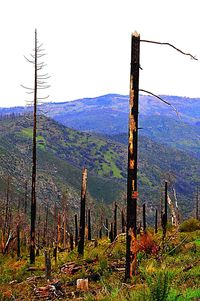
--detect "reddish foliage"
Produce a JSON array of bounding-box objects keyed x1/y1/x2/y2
[{"x1": 137, "y1": 233, "x2": 159, "y2": 255}]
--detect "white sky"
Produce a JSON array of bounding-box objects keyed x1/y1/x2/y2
[{"x1": 0, "y1": 0, "x2": 200, "y2": 107}]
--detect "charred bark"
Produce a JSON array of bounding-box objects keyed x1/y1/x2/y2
[
  {"x1": 78, "y1": 168, "x2": 87, "y2": 255},
  {"x1": 125, "y1": 32, "x2": 140, "y2": 280}
]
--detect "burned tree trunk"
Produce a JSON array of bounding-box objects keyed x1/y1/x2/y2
[
  {"x1": 78, "y1": 168, "x2": 87, "y2": 255},
  {"x1": 109, "y1": 222, "x2": 114, "y2": 243},
  {"x1": 162, "y1": 181, "x2": 168, "y2": 239},
  {"x1": 121, "y1": 209, "x2": 126, "y2": 233},
  {"x1": 114, "y1": 202, "x2": 117, "y2": 239},
  {"x1": 143, "y1": 203, "x2": 146, "y2": 233},
  {"x1": 30, "y1": 30, "x2": 38, "y2": 264},
  {"x1": 125, "y1": 32, "x2": 140, "y2": 281},
  {"x1": 23, "y1": 29, "x2": 50, "y2": 264}
]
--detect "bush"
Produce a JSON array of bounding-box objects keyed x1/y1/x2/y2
[
  {"x1": 180, "y1": 218, "x2": 200, "y2": 232},
  {"x1": 147, "y1": 271, "x2": 170, "y2": 301}
]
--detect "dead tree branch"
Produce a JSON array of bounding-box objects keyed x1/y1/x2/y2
[
  {"x1": 139, "y1": 89, "x2": 180, "y2": 118},
  {"x1": 140, "y1": 40, "x2": 198, "y2": 60}
]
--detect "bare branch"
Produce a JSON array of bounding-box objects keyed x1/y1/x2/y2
[
  {"x1": 24, "y1": 55, "x2": 34, "y2": 64},
  {"x1": 37, "y1": 53, "x2": 47, "y2": 58},
  {"x1": 38, "y1": 95, "x2": 50, "y2": 100},
  {"x1": 140, "y1": 39, "x2": 198, "y2": 60},
  {"x1": 38, "y1": 76, "x2": 51, "y2": 80},
  {"x1": 26, "y1": 91, "x2": 34, "y2": 94},
  {"x1": 21, "y1": 84, "x2": 34, "y2": 90},
  {"x1": 139, "y1": 89, "x2": 180, "y2": 118},
  {"x1": 37, "y1": 85, "x2": 51, "y2": 89}
]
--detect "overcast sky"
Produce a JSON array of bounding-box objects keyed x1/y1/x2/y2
[{"x1": 1, "y1": 0, "x2": 200, "y2": 107}]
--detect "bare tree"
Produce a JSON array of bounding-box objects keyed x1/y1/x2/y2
[
  {"x1": 78, "y1": 168, "x2": 87, "y2": 256},
  {"x1": 22, "y1": 29, "x2": 50, "y2": 264}
]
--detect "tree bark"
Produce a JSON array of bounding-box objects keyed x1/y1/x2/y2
[
  {"x1": 30, "y1": 29, "x2": 38, "y2": 264},
  {"x1": 78, "y1": 168, "x2": 87, "y2": 255},
  {"x1": 125, "y1": 32, "x2": 140, "y2": 280}
]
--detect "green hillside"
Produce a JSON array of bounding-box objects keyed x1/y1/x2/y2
[
  {"x1": 0, "y1": 114, "x2": 199, "y2": 216},
  {"x1": 0, "y1": 115, "x2": 124, "y2": 205}
]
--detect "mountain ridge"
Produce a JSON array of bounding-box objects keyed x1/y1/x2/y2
[{"x1": 0, "y1": 114, "x2": 199, "y2": 216}]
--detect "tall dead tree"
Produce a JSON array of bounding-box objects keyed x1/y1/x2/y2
[
  {"x1": 109, "y1": 222, "x2": 114, "y2": 243},
  {"x1": 121, "y1": 209, "x2": 126, "y2": 233},
  {"x1": 22, "y1": 29, "x2": 50, "y2": 264},
  {"x1": 78, "y1": 168, "x2": 87, "y2": 255},
  {"x1": 125, "y1": 32, "x2": 140, "y2": 281},
  {"x1": 162, "y1": 181, "x2": 168, "y2": 239}
]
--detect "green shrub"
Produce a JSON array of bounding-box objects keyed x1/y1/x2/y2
[
  {"x1": 147, "y1": 271, "x2": 170, "y2": 301},
  {"x1": 180, "y1": 218, "x2": 200, "y2": 232}
]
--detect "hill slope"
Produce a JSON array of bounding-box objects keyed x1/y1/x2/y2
[
  {"x1": 0, "y1": 115, "x2": 199, "y2": 216},
  {"x1": 0, "y1": 115, "x2": 124, "y2": 205}
]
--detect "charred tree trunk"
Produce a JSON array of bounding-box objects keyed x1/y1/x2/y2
[
  {"x1": 121, "y1": 209, "x2": 126, "y2": 233},
  {"x1": 162, "y1": 181, "x2": 168, "y2": 239},
  {"x1": 78, "y1": 168, "x2": 87, "y2": 255},
  {"x1": 30, "y1": 30, "x2": 38, "y2": 264},
  {"x1": 114, "y1": 202, "x2": 117, "y2": 239},
  {"x1": 109, "y1": 222, "x2": 114, "y2": 243},
  {"x1": 125, "y1": 32, "x2": 140, "y2": 281},
  {"x1": 75, "y1": 214, "x2": 78, "y2": 247},
  {"x1": 88, "y1": 209, "x2": 91, "y2": 240},
  {"x1": 53, "y1": 245, "x2": 57, "y2": 266},
  {"x1": 143, "y1": 203, "x2": 146, "y2": 233},
  {"x1": 155, "y1": 208, "x2": 158, "y2": 234}
]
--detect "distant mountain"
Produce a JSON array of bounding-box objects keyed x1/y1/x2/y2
[
  {"x1": 1, "y1": 94, "x2": 199, "y2": 158},
  {"x1": 0, "y1": 114, "x2": 199, "y2": 216}
]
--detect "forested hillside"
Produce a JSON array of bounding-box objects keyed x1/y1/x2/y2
[{"x1": 0, "y1": 114, "x2": 199, "y2": 216}]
